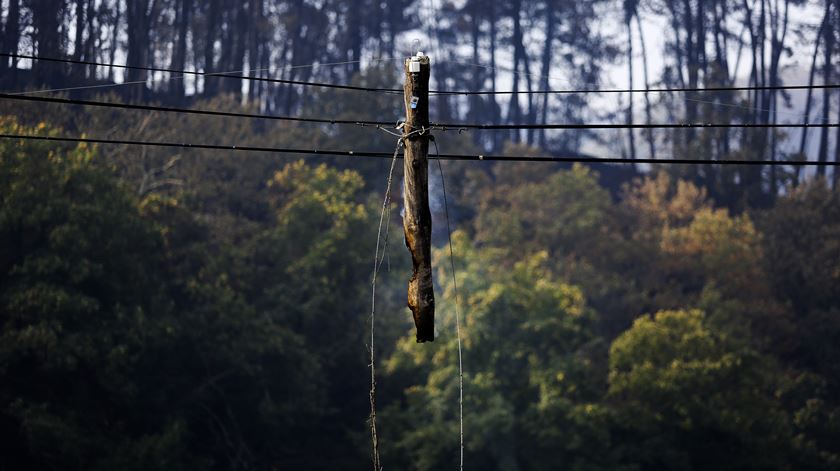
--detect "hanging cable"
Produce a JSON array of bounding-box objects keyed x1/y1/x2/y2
[
  {"x1": 428, "y1": 121, "x2": 840, "y2": 130},
  {"x1": 7, "y1": 53, "x2": 839, "y2": 97},
  {"x1": 432, "y1": 60, "x2": 840, "y2": 95},
  {"x1": 368, "y1": 137, "x2": 402, "y2": 471},
  {"x1": 0, "y1": 93, "x2": 393, "y2": 127},
  {"x1": 0, "y1": 53, "x2": 404, "y2": 95},
  {"x1": 429, "y1": 82, "x2": 840, "y2": 96},
  {"x1": 4, "y1": 93, "x2": 836, "y2": 131},
  {"x1": 4, "y1": 134, "x2": 840, "y2": 166},
  {"x1": 432, "y1": 138, "x2": 465, "y2": 471}
]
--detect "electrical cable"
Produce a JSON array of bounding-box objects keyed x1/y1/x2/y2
[
  {"x1": 4, "y1": 93, "x2": 833, "y2": 131},
  {"x1": 429, "y1": 82, "x2": 840, "y2": 96},
  {"x1": 3, "y1": 134, "x2": 838, "y2": 166},
  {"x1": 429, "y1": 121, "x2": 840, "y2": 130},
  {"x1": 367, "y1": 138, "x2": 402, "y2": 471},
  {"x1": 433, "y1": 138, "x2": 465, "y2": 471},
  {"x1": 0, "y1": 93, "x2": 393, "y2": 127},
  {"x1": 0, "y1": 53, "x2": 404, "y2": 95},
  {"x1": 7, "y1": 53, "x2": 838, "y2": 97}
]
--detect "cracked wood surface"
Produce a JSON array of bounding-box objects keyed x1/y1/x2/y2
[{"x1": 403, "y1": 55, "x2": 434, "y2": 342}]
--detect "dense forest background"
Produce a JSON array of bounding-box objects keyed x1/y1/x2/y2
[{"x1": 1, "y1": 0, "x2": 840, "y2": 470}]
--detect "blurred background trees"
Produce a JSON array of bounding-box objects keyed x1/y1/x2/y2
[{"x1": 2, "y1": 0, "x2": 840, "y2": 469}]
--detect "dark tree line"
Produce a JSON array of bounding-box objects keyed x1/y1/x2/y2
[
  {"x1": 0, "y1": 0, "x2": 838, "y2": 203},
  {"x1": 1, "y1": 3, "x2": 840, "y2": 462}
]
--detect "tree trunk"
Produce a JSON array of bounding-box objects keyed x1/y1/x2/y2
[
  {"x1": 795, "y1": 11, "x2": 826, "y2": 185},
  {"x1": 816, "y1": 0, "x2": 833, "y2": 176},
  {"x1": 489, "y1": 1, "x2": 500, "y2": 149},
  {"x1": 767, "y1": 0, "x2": 790, "y2": 197},
  {"x1": 170, "y1": 0, "x2": 191, "y2": 100},
  {"x1": 1, "y1": 0, "x2": 21, "y2": 79},
  {"x1": 834, "y1": 96, "x2": 840, "y2": 189},
  {"x1": 126, "y1": 0, "x2": 152, "y2": 100},
  {"x1": 636, "y1": 14, "x2": 656, "y2": 159},
  {"x1": 247, "y1": 0, "x2": 262, "y2": 103},
  {"x1": 519, "y1": 25, "x2": 535, "y2": 144},
  {"x1": 203, "y1": 0, "x2": 220, "y2": 96},
  {"x1": 73, "y1": 0, "x2": 86, "y2": 78},
  {"x1": 347, "y1": 2, "x2": 362, "y2": 75},
  {"x1": 229, "y1": 2, "x2": 248, "y2": 97},
  {"x1": 109, "y1": 0, "x2": 121, "y2": 81},
  {"x1": 469, "y1": 3, "x2": 483, "y2": 146},
  {"x1": 507, "y1": 0, "x2": 523, "y2": 143},
  {"x1": 31, "y1": 0, "x2": 64, "y2": 87},
  {"x1": 539, "y1": 3, "x2": 555, "y2": 148},
  {"x1": 626, "y1": 17, "x2": 637, "y2": 162},
  {"x1": 84, "y1": 0, "x2": 96, "y2": 78}
]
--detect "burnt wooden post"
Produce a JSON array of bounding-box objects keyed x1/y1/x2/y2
[{"x1": 403, "y1": 53, "x2": 434, "y2": 342}]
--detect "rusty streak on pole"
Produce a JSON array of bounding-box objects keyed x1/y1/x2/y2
[{"x1": 403, "y1": 53, "x2": 435, "y2": 343}]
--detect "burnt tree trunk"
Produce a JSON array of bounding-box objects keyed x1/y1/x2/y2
[
  {"x1": 1, "y1": 0, "x2": 21, "y2": 80},
  {"x1": 170, "y1": 0, "x2": 191, "y2": 100},
  {"x1": 817, "y1": 0, "x2": 833, "y2": 176},
  {"x1": 403, "y1": 55, "x2": 434, "y2": 343},
  {"x1": 636, "y1": 14, "x2": 656, "y2": 159}
]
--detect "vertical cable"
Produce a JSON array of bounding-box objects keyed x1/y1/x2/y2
[
  {"x1": 369, "y1": 138, "x2": 402, "y2": 471},
  {"x1": 434, "y1": 139, "x2": 465, "y2": 470}
]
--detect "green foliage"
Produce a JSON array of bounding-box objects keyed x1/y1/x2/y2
[
  {"x1": 0, "y1": 118, "x2": 190, "y2": 470},
  {"x1": 0, "y1": 121, "x2": 330, "y2": 470},
  {"x1": 608, "y1": 310, "x2": 792, "y2": 470},
  {"x1": 382, "y1": 233, "x2": 610, "y2": 470},
  {"x1": 474, "y1": 162, "x2": 612, "y2": 258}
]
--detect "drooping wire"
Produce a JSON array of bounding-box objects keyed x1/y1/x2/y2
[
  {"x1": 428, "y1": 121, "x2": 840, "y2": 130},
  {"x1": 368, "y1": 138, "x2": 403, "y2": 471},
  {"x1": 7, "y1": 53, "x2": 838, "y2": 97},
  {"x1": 0, "y1": 93, "x2": 393, "y2": 127},
  {"x1": 429, "y1": 81, "x2": 840, "y2": 95},
  {"x1": 433, "y1": 138, "x2": 465, "y2": 471},
  {"x1": 10, "y1": 92, "x2": 833, "y2": 131},
  {"x1": 0, "y1": 53, "x2": 405, "y2": 95},
  {"x1": 434, "y1": 59, "x2": 834, "y2": 122},
  {"x1": 4, "y1": 134, "x2": 840, "y2": 166}
]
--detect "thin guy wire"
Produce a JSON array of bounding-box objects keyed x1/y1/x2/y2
[
  {"x1": 10, "y1": 78, "x2": 164, "y2": 96},
  {"x1": 368, "y1": 138, "x2": 402, "y2": 471},
  {"x1": 10, "y1": 64, "x2": 275, "y2": 96},
  {"x1": 0, "y1": 53, "x2": 404, "y2": 95},
  {"x1": 4, "y1": 134, "x2": 840, "y2": 166},
  {"x1": 433, "y1": 139, "x2": 464, "y2": 471}
]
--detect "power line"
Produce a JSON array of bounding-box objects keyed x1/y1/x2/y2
[
  {"x1": 0, "y1": 93, "x2": 393, "y2": 127},
  {"x1": 4, "y1": 94, "x2": 834, "y2": 131},
  {"x1": 437, "y1": 60, "x2": 840, "y2": 95},
  {"x1": 0, "y1": 53, "x2": 404, "y2": 95},
  {"x1": 3, "y1": 134, "x2": 837, "y2": 166},
  {"x1": 430, "y1": 121, "x2": 840, "y2": 130},
  {"x1": 6, "y1": 53, "x2": 839, "y2": 98},
  {"x1": 429, "y1": 82, "x2": 840, "y2": 96}
]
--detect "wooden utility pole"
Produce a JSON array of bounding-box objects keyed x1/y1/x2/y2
[{"x1": 403, "y1": 53, "x2": 435, "y2": 343}]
